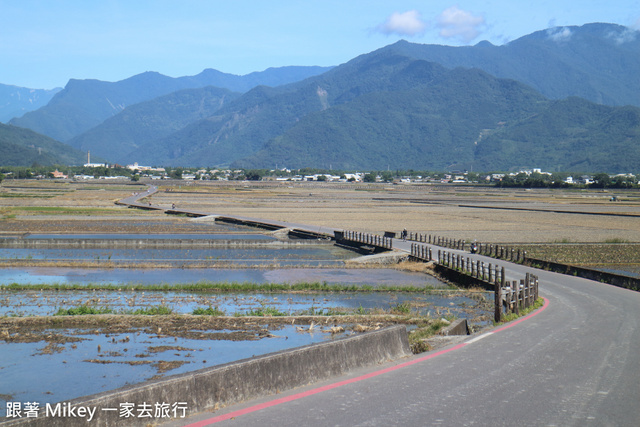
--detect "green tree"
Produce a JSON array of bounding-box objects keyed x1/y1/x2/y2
[
  {"x1": 591, "y1": 173, "x2": 611, "y2": 188},
  {"x1": 363, "y1": 173, "x2": 376, "y2": 183},
  {"x1": 170, "y1": 168, "x2": 183, "y2": 179},
  {"x1": 380, "y1": 171, "x2": 394, "y2": 182}
]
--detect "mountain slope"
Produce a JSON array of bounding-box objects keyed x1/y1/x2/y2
[
  {"x1": 67, "y1": 86, "x2": 241, "y2": 164},
  {"x1": 0, "y1": 123, "x2": 85, "y2": 166},
  {"x1": 474, "y1": 97, "x2": 640, "y2": 172},
  {"x1": 0, "y1": 84, "x2": 61, "y2": 123},
  {"x1": 8, "y1": 66, "x2": 332, "y2": 142},
  {"x1": 381, "y1": 23, "x2": 640, "y2": 107},
  {"x1": 128, "y1": 54, "x2": 457, "y2": 166},
  {"x1": 234, "y1": 66, "x2": 548, "y2": 170}
]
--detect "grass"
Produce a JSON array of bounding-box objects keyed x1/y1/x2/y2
[
  {"x1": 127, "y1": 305, "x2": 173, "y2": 315},
  {"x1": 54, "y1": 305, "x2": 114, "y2": 316},
  {"x1": 407, "y1": 318, "x2": 454, "y2": 353},
  {"x1": 239, "y1": 305, "x2": 288, "y2": 317},
  {"x1": 603, "y1": 238, "x2": 630, "y2": 243},
  {"x1": 192, "y1": 306, "x2": 225, "y2": 316},
  {"x1": 495, "y1": 297, "x2": 544, "y2": 324},
  {"x1": 0, "y1": 281, "x2": 442, "y2": 293},
  {"x1": 390, "y1": 302, "x2": 412, "y2": 315},
  {"x1": 53, "y1": 304, "x2": 174, "y2": 316}
]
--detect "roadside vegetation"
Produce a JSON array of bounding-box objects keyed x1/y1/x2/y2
[{"x1": 494, "y1": 297, "x2": 545, "y2": 325}]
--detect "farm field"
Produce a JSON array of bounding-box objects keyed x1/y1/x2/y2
[
  {"x1": 2, "y1": 179, "x2": 640, "y2": 244},
  {"x1": 1, "y1": 179, "x2": 638, "y2": 412}
]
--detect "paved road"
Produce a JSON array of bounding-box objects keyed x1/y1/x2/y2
[
  {"x1": 170, "y1": 266, "x2": 639, "y2": 427},
  {"x1": 120, "y1": 189, "x2": 640, "y2": 426}
]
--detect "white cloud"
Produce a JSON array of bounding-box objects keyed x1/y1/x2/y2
[
  {"x1": 607, "y1": 27, "x2": 637, "y2": 45},
  {"x1": 436, "y1": 6, "x2": 485, "y2": 43},
  {"x1": 546, "y1": 26, "x2": 573, "y2": 42},
  {"x1": 377, "y1": 10, "x2": 427, "y2": 37}
]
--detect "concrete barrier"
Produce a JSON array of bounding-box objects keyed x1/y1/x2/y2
[{"x1": 2, "y1": 325, "x2": 411, "y2": 426}]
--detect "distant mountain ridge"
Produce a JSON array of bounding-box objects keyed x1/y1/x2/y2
[
  {"x1": 8, "y1": 66, "x2": 332, "y2": 142},
  {"x1": 380, "y1": 23, "x2": 640, "y2": 107},
  {"x1": 3, "y1": 23, "x2": 640, "y2": 172},
  {"x1": 0, "y1": 84, "x2": 61, "y2": 123},
  {"x1": 131, "y1": 24, "x2": 639, "y2": 172}
]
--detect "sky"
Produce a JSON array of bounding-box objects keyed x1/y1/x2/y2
[{"x1": 1, "y1": 0, "x2": 638, "y2": 89}]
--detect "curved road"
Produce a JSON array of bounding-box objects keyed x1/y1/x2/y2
[
  {"x1": 121, "y1": 188, "x2": 640, "y2": 426},
  {"x1": 168, "y1": 261, "x2": 639, "y2": 427}
]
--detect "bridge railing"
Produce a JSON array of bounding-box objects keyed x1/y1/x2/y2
[
  {"x1": 410, "y1": 243, "x2": 539, "y2": 322},
  {"x1": 337, "y1": 230, "x2": 393, "y2": 250}
]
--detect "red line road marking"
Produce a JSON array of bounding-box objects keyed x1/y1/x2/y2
[{"x1": 185, "y1": 297, "x2": 550, "y2": 426}]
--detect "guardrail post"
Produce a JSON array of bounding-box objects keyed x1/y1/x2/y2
[{"x1": 495, "y1": 280, "x2": 502, "y2": 322}]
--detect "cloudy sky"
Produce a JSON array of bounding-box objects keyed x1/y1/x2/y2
[{"x1": 1, "y1": 0, "x2": 638, "y2": 89}]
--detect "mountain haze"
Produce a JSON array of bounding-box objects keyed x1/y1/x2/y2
[
  {"x1": 0, "y1": 84, "x2": 61, "y2": 123},
  {"x1": 381, "y1": 23, "x2": 640, "y2": 107},
  {"x1": 68, "y1": 86, "x2": 241, "y2": 164},
  {"x1": 8, "y1": 66, "x2": 332, "y2": 142},
  {"x1": 3, "y1": 23, "x2": 639, "y2": 173}
]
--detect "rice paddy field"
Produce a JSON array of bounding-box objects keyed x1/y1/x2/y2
[{"x1": 1, "y1": 179, "x2": 639, "y2": 413}]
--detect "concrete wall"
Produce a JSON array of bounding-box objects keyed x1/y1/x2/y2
[{"x1": 2, "y1": 325, "x2": 411, "y2": 427}]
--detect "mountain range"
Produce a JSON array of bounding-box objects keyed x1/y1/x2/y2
[
  {"x1": 1, "y1": 23, "x2": 639, "y2": 172},
  {"x1": 0, "y1": 84, "x2": 61, "y2": 123},
  {"x1": 7, "y1": 66, "x2": 332, "y2": 142}
]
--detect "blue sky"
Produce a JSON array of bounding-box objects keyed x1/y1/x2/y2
[{"x1": 1, "y1": 0, "x2": 638, "y2": 89}]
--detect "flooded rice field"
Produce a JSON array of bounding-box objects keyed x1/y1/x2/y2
[
  {"x1": 0, "y1": 288, "x2": 491, "y2": 415},
  {"x1": 0, "y1": 287, "x2": 479, "y2": 318},
  {"x1": 0, "y1": 229, "x2": 494, "y2": 416},
  {"x1": 0, "y1": 266, "x2": 446, "y2": 288}
]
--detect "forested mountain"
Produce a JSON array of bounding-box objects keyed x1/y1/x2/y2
[
  {"x1": 0, "y1": 84, "x2": 61, "y2": 123},
  {"x1": 0, "y1": 123, "x2": 85, "y2": 166},
  {"x1": 8, "y1": 66, "x2": 331, "y2": 142},
  {"x1": 3, "y1": 23, "x2": 639, "y2": 172},
  {"x1": 380, "y1": 23, "x2": 640, "y2": 107},
  {"x1": 148, "y1": 56, "x2": 546, "y2": 168},
  {"x1": 67, "y1": 86, "x2": 241, "y2": 164},
  {"x1": 128, "y1": 36, "x2": 640, "y2": 173}
]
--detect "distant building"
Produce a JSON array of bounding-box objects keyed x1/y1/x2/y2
[
  {"x1": 83, "y1": 151, "x2": 107, "y2": 168},
  {"x1": 51, "y1": 169, "x2": 67, "y2": 179}
]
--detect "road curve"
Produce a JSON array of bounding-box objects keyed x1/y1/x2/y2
[
  {"x1": 120, "y1": 188, "x2": 640, "y2": 426},
  {"x1": 169, "y1": 268, "x2": 639, "y2": 427}
]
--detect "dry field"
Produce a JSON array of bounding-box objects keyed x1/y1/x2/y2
[{"x1": 2, "y1": 179, "x2": 640, "y2": 245}]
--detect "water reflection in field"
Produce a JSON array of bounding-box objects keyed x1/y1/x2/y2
[
  {"x1": 0, "y1": 245, "x2": 354, "y2": 265},
  {"x1": 0, "y1": 267, "x2": 446, "y2": 288}
]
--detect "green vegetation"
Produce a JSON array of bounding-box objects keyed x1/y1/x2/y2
[
  {"x1": 0, "y1": 281, "x2": 444, "y2": 293},
  {"x1": 390, "y1": 302, "x2": 412, "y2": 315},
  {"x1": 495, "y1": 297, "x2": 544, "y2": 325},
  {"x1": 192, "y1": 306, "x2": 225, "y2": 316},
  {"x1": 408, "y1": 318, "x2": 454, "y2": 353},
  {"x1": 54, "y1": 305, "x2": 114, "y2": 316},
  {"x1": 240, "y1": 305, "x2": 288, "y2": 317},
  {"x1": 0, "y1": 123, "x2": 86, "y2": 167},
  {"x1": 127, "y1": 305, "x2": 173, "y2": 315}
]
